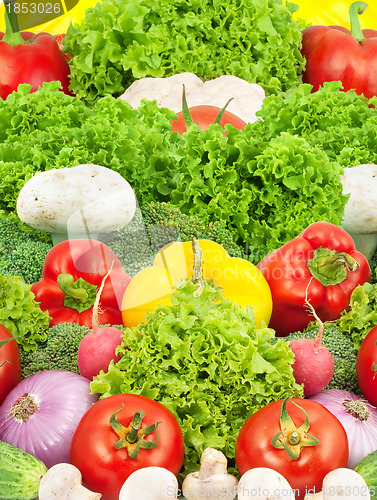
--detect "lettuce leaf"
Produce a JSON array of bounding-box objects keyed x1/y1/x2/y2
[
  {"x1": 250, "y1": 81, "x2": 377, "y2": 167},
  {"x1": 63, "y1": 0, "x2": 305, "y2": 103},
  {"x1": 0, "y1": 274, "x2": 50, "y2": 351},
  {"x1": 91, "y1": 278, "x2": 302, "y2": 476},
  {"x1": 336, "y1": 282, "x2": 377, "y2": 350}
]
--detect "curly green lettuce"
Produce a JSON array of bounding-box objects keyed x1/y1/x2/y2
[
  {"x1": 63, "y1": 0, "x2": 305, "y2": 103},
  {"x1": 250, "y1": 81, "x2": 377, "y2": 167},
  {"x1": 0, "y1": 274, "x2": 50, "y2": 351},
  {"x1": 0, "y1": 82, "x2": 348, "y2": 263},
  {"x1": 336, "y1": 282, "x2": 377, "y2": 350},
  {"x1": 91, "y1": 278, "x2": 303, "y2": 476},
  {"x1": 160, "y1": 127, "x2": 347, "y2": 260}
]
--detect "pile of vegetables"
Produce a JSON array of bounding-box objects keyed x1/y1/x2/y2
[
  {"x1": 93, "y1": 277, "x2": 301, "y2": 477},
  {"x1": 2, "y1": 0, "x2": 377, "y2": 499}
]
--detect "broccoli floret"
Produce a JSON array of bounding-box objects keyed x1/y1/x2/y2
[
  {"x1": 0, "y1": 218, "x2": 52, "y2": 284},
  {"x1": 369, "y1": 249, "x2": 377, "y2": 285},
  {"x1": 283, "y1": 321, "x2": 361, "y2": 395},
  {"x1": 19, "y1": 322, "x2": 91, "y2": 378},
  {"x1": 19, "y1": 322, "x2": 128, "y2": 378},
  {"x1": 102, "y1": 201, "x2": 246, "y2": 276}
]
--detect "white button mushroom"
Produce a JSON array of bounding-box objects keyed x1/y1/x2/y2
[
  {"x1": 118, "y1": 466, "x2": 179, "y2": 500},
  {"x1": 237, "y1": 467, "x2": 295, "y2": 500},
  {"x1": 341, "y1": 164, "x2": 377, "y2": 260},
  {"x1": 182, "y1": 448, "x2": 238, "y2": 500},
  {"x1": 38, "y1": 463, "x2": 102, "y2": 499},
  {"x1": 16, "y1": 164, "x2": 137, "y2": 245},
  {"x1": 303, "y1": 468, "x2": 371, "y2": 499}
]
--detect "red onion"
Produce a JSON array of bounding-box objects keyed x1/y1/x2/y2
[
  {"x1": 310, "y1": 388, "x2": 377, "y2": 468},
  {"x1": 0, "y1": 369, "x2": 98, "y2": 468}
]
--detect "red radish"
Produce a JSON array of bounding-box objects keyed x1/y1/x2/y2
[
  {"x1": 288, "y1": 278, "x2": 335, "y2": 397},
  {"x1": 77, "y1": 262, "x2": 125, "y2": 380}
]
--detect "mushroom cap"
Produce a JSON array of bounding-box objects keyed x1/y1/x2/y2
[
  {"x1": 119, "y1": 466, "x2": 178, "y2": 500},
  {"x1": 341, "y1": 164, "x2": 377, "y2": 235},
  {"x1": 16, "y1": 164, "x2": 137, "y2": 235}
]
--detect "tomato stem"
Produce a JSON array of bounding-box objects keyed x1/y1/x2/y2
[
  {"x1": 214, "y1": 98, "x2": 234, "y2": 125},
  {"x1": 271, "y1": 397, "x2": 319, "y2": 460},
  {"x1": 180, "y1": 85, "x2": 195, "y2": 130},
  {"x1": 110, "y1": 407, "x2": 161, "y2": 458}
]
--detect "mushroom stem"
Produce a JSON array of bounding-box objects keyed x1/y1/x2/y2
[
  {"x1": 182, "y1": 447, "x2": 238, "y2": 500},
  {"x1": 38, "y1": 463, "x2": 102, "y2": 499}
]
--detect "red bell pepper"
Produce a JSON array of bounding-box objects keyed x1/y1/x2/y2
[
  {"x1": 0, "y1": 0, "x2": 72, "y2": 100},
  {"x1": 31, "y1": 239, "x2": 131, "y2": 328},
  {"x1": 257, "y1": 221, "x2": 371, "y2": 337},
  {"x1": 301, "y1": 1, "x2": 377, "y2": 99}
]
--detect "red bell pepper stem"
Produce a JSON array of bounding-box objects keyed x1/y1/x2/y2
[
  {"x1": 349, "y1": 1, "x2": 368, "y2": 43},
  {"x1": 2, "y1": 1, "x2": 24, "y2": 46},
  {"x1": 307, "y1": 247, "x2": 359, "y2": 287}
]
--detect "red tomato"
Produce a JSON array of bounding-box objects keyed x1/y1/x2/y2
[
  {"x1": 69, "y1": 393, "x2": 185, "y2": 500},
  {"x1": 171, "y1": 105, "x2": 247, "y2": 134},
  {"x1": 0, "y1": 324, "x2": 21, "y2": 404},
  {"x1": 356, "y1": 325, "x2": 377, "y2": 406},
  {"x1": 235, "y1": 398, "x2": 348, "y2": 500}
]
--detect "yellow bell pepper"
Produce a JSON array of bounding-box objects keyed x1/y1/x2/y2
[
  {"x1": 293, "y1": 0, "x2": 377, "y2": 30},
  {"x1": 121, "y1": 239, "x2": 272, "y2": 329},
  {"x1": 0, "y1": 0, "x2": 102, "y2": 35}
]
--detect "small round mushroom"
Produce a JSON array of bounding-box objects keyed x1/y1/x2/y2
[
  {"x1": 16, "y1": 164, "x2": 137, "y2": 244},
  {"x1": 237, "y1": 467, "x2": 295, "y2": 500},
  {"x1": 341, "y1": 164, "x2": 377, "y2": 260},
  {"x1": 118, "y1": 466, "x2": 179, "y2": 500},
  {"x1": 321, "y1": 468, "x2": 370, "y2": 499}
]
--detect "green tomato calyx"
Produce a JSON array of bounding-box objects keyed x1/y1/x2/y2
[
  {"x1": 110, "y1": 406, "x2": 161, "y2": 458},
  {"x1": 271, "y1": 398, "x2": 319, "y2": 460}
]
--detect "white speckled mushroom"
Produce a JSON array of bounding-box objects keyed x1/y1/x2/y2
[
  {"x1": 16, "y1": 164, "x2": 137, "y2": 245},
  {"x1": 341, "y1": 164, "x2": 377, "y2": 260}
]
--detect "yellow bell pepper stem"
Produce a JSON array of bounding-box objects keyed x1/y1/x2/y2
[{"x1": 122, "y1": 239, "x2": 273, "y2": 329}]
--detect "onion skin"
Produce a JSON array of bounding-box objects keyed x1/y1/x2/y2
[
  {"x1": 310, "y1": 388, "x2": 377, "y2": 468},
  {"x1": 0, "y1": 369, "x2": 98, "y2": 468}
]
